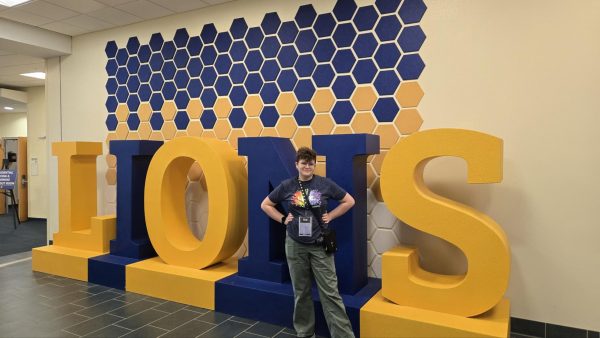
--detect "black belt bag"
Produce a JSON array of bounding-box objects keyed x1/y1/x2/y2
[
  {"x1": 320, "y1": 228, "x2": 337, "y2": 254},
  {"x1": 298, "y1": 178, "x2": 337, "y2": 254}
]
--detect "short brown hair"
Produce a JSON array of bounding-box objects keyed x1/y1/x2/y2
[{"x1": 296, "y1": 147, "x2": 317, "y2": 163}]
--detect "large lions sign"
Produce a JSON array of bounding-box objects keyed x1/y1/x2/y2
[{"x1": 32, "y1": 129, "x2": 511, "y2": 337}]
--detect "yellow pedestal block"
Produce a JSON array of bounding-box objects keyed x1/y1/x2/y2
[
  {"x1": 126, "y1": 257, "x2": 238, "y2": 310},
  {"x1": 32, "y1": 245, "x2": 104, "y2": 281},
  {"x1": 361, "y1": 292, "x2": 510, "y2": 338}
]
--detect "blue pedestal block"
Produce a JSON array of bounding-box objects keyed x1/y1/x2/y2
[
  {"x1": 88, "y1": 254, "x2": 147, "y2": 290},
  {"x1": 215, "y1": 275, "x2": 381, "y2": 337}
]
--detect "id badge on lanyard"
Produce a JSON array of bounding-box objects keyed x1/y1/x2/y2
[{"x1": 298, "y1": 216, "x2": 312, "y2": 237}]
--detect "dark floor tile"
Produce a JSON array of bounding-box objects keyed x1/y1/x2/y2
[
  {"x1": 511, "y1": 334, "x2": 539, "y2": 338},
  {"x1": 63, "y1": 313, "x2": 122, "y2": 336},
  {"x1": 160, "y1": 319, "x2": 216, "y2": 338},
  {"x1": 142, "y1": 295, "x2": 168, "y2": 304},
  {"x1": 120, "y1": 324, "x2": 168, "y2": 338},
  {"x1": 153, "y1": 300, "x2": 188, "y2": 313},
  {"x1": 29, "y1": 312, "x2": 91, "y2": 333},
  {"x1": 115, "y1": 308, "x2": 169, "y2": 330},
  {"x1": 547, "y1": 323, "x2": 587, "y2": 338},
  {"x1": 281, "y1": 327, "x2": 296, "y2": 335},
  {"x1": 39, "y1": 303, "x2": 86, "y2": 318},
  {"x1": 84, "y1": 284, "x2": 113, "y2": 294},
  {"x1": 230, "y1": 316, "x2": 258, "y2": 325},
  {"x1": 246, "y1": 321, "x2": 285, "y2": 337},
  {"x1": 197, "y1": 310, "x2": 232, "y2": 325},
  {"x1": 114, "y1": 292, "x2": 147, "y2": 304},
  {"x1": 83, "y1": 324, "x2": 132, "y2": 337},
  {"x1": 109, "y1": 299, "x2": 160, "y2": 318},
  {"x1": 151, "y1": 309, "x2": 201, "y2": 330},
  {"x1": 71, "y1": 290, "x2": 121, "y2": 307},
  {"x1": 43, "y1": 290, "x2": 92, "y2": 307},
  {"x1": 511, "y1": 317, "x2": 545, "y2": 337},
  {"x1": 76, "y1": 299, "x2": 127, "y2": 318},
  {"x1": 48, "y1": 277, "x2": 82, "y2": 287},
  {"x1": 200, "y1": 320, "x2": 250, "y2": 337},
  {"x1": 185, "y1": 305, "x2": 210, "y2": 314},
  {"x1": 237, "y1": 332, "x2": 268, "y2": 338},
  {"x1": 273, "y1": 332, "x2": 296, "y2": 338}
]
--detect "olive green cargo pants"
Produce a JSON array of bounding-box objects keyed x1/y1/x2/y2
[{"x1": 285, "y1": 236, "x2": 355, "y2": 338}]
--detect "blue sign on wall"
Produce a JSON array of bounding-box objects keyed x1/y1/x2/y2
[{"x1": 0, "y1": 170, "x2": 16, "y2": 190}]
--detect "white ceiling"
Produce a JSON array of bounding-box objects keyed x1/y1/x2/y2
[
  {"x1": 0, "y1": 96, "x2": 27, "y2": 113},
  {"x1": 0, "y1": 0, "x2": 234, "y2": 89}
]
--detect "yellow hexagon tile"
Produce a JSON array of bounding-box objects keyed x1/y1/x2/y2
[
  {"x1": 187, "y1": 99, "x2": 203, "y2": 119},
  {"x1": 243, "y1": 117, "x2": 263, "y2": 137},
  {"x1": 127, "y1": 132, "x2": 140, "y2": 140},
  {"x1": 105, "y1": 168, "x2": 116, "y2": 186},
  {"x1": 149, "y1": 131, "x2": 163, "y2": 141},
  {"x1": 371, "y1": 150, "x2": 387, "y2": 174},
  {"x1": 214, "y1": 97, "x2": 233, "y2": 118},
  {"x1": 228, "y1": 129, "x2": 246, "y2": 150},
  {"x1": 312, "y1": 88, "x2": 335, "y2": 113},
  {"x1": 116, "y1": 104, "x2": 129, "y2": 122},
  {"x1": 201, "y1": 130, "x2": 216, "y2": 138},
  {"x1": 244, "y1": 95, "x2": 264, "y2": 117},
  {"x1": 395, "y1": 108, "x2": 424, "y2": 135},
  {"x1": 115, "y1": 123, "x2": 129, "y2": 139},
  {"x1": 276, "y1": 116, "x2": 297, "y2": 138},
  {"x1": 371, "y1": 177, "x2": 384, "y2": 202},
  {"x1": 367, "y1": 163, "x2": 377, "y2": 187},
  {"x1": 161, "y1": 101, "x2": 177, "y2": 121},
  {"x1": 311, "y1": 114, "x2": 334, "y2": 134},
  {"x1": 188, "y1": 162, "x2": 204, "y2": 181},
  {"x1": 351, "y1": 86, "x2": 377, "y2": 111},
  {"x1": 138, "y1": 103, "x2": 152, "y2": 122},
  {"x1": 374, "y1": 124, "x2": 400, "y2": 149},
  {"x1": 161, "y1": 120, "x2": 177, "y2": 140},
  {"x1": 261, "y1": 127, "x2": 279, "y2": 137},
  {"x1": 293, "y1": 127, "x2": 313, "y2": 149},
  {"x1": 395, "y1": 81, "x2": 424, "y2": 108},
  {"x1": 105, "y1": 132, "x2": 116, "y2": 147},
  {"x1": 214, "y1": 119, "x2": 232, "y2": 139},
  {"x1": 106, "y1": 154, "x2": 117, "y2": 168},
  {"x1": 350, "y1": 112, "x2": 377, "y2": 134},
  {"x1": 314, "y1": 161, "x2": 326, "y2": 176},
  {"x1": 275, "y1": 92, "x2": 297, "y2": 116},
  {"x1": 333, "y1": 125, "x2": 353, "y2": 134},
  {"x1": 138, "y1": 122, "x2": 152, "y2": 140},
  {"x1": 187, "y1": 120, "x2": 203, "y2": 136},
  {"x1": 175, "y1": 130, "x2": 188, "y2": 138}
]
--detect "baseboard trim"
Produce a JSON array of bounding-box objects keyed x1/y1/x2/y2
[{"x1": 511, "y1": 317, "x2": 598, "y2": 338}]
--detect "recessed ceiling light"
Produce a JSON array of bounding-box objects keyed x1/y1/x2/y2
[
  {"x1": 20, "y1": 72, "x2": 45, "y2": 79},
  {"x1": 0, "y1": 0, "x2": 32, "y2": 7},
  {"x1": 3, "y1": 106, "x2": 14, "y2": 110}
]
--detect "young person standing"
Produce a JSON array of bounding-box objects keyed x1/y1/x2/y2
[{"x1": 261, "y1": 147, "x2": 356, "y2": 338}]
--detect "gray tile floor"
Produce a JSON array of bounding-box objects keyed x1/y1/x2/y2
[
  {"x1": 0, "y1": 252, "x2": 303, "y2": 338},
  {"x1": 0, "y1": 251, "x2": 537, "y2": 338}
]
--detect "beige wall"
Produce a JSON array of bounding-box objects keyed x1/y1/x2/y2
[
  {"x1": 0, "y1": 113, "x2": 26, "y2": 137},
  {"x1": 26, "y1": 86, "x2": 47, "y2": 218},
  {"x1": 421, "y1": 0, "x2": 600, "y2": 331},
  {"x1": 48, "y1": 0, "x2": 600, "y2": 331}
]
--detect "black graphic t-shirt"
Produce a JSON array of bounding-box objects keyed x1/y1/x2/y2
[{"x1": 268, "y1": 175, "x2": 346, "y2": 244}]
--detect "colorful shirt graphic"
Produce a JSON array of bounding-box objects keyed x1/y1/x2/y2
[{"x1": 268, "y1": 175, "x2": 346, "y2": 244}]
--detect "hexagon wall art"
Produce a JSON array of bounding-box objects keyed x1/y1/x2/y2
[{"x1": 104, "y1": 0, "x2": 427, "y2": 276}]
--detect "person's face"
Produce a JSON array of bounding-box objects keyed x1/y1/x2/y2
[{"x1": 296, "y1": 158, "x2": 316, "y2": 179}]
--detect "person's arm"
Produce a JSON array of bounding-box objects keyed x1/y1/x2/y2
[
  {"x1": 321, "y1": 193, "x2": 354, "y2": 224},
  {"x1": 261, "y1": 197, "x2": 293, "y2": 225}
]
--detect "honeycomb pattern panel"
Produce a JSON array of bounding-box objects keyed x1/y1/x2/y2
[{"x1": 104, "y1": 0, "x2": 427, "y2": 274}]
